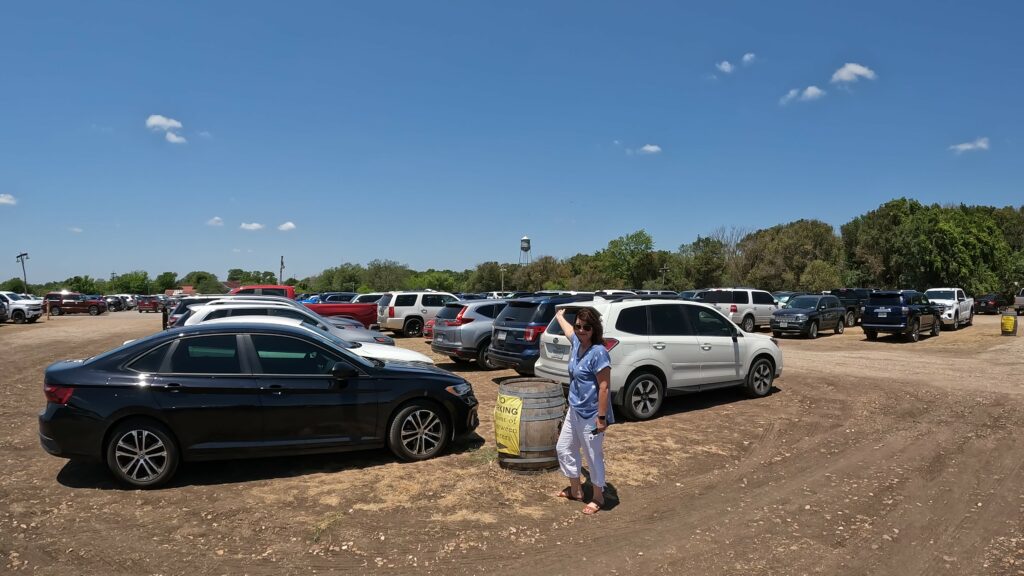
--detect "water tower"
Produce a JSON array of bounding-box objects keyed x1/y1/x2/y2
[{"x1": 519, "y1": 235, "x2": 532, "y2": 265}]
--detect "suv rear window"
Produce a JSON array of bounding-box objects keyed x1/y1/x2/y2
[
  {"x1": 868, "y1": 293, "x2": 904, "y2": 306},
  {"x1": 499, "y1": 301, "x2": 545, "y2": 323},
  {"x1": 378, "y1": 294, "x2": 393, "y2": 306},
  {"x1": 546, "y1": 310, "x2": 577, "y2": 336},
  {"x1": 752, "y1": 291, "x2": 774, "y2": 305},
  {"x1": 615, "y1": 306, "x2": 648, "y2": 335},
  {"x1": 696, "y1": 291, "x2": 731, "y2": 304},
  {"x1": 436, "y1": 304, "x2": 462, "y2": 320},
  {"x1": 395, "y1": 294, "x2": 417, "y2": 306},
  {"x1": 262, "y1": 288, "x2": 287, "y2": 297}
]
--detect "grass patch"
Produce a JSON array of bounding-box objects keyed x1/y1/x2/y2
[
  {"x1": 467, "y1": 446, "x2": 498, "y2": 465},
  {"x1": 311, "y1": 511, "x2": 346, "y2": 543}
]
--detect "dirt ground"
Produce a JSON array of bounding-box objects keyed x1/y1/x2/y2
[{"x1": 2, "y1": 311, "x2": 1024, "y2": 575}]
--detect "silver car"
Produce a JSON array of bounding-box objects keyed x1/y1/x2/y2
[
  {"x1": 195, "y1": 297, "x2": 396, "y2": 345},
  {"x1": 430, "y1": 299, "x2": 508, "y2": 369}
]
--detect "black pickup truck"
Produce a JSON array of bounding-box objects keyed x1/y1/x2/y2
[
  {"x1": 829, "y1": 288, "x2": 874, "y2": 327},
  {"x1": 860, "y1": 290, "x2": 941, "y2": 342}
]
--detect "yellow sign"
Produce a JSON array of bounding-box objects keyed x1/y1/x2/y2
[{"x1": 494, "y1": 394, "x2": 522, "y2": 455}]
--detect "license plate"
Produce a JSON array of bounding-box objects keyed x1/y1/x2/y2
[
  {"x1": 877, "y1": 312, "x2": 887, "y2": 318},
  {"x1": 779, "y1": 322, "x2": 788, "y2": 328},
  {"x1": 546, "y1": 343, "x2": 568, "y2": 360},
  {"x1": 496, "y1": 330, "x2": 507, "y2": 342},
  {"x1": 434, "y1": 333, "x2": 444, "y2": 342}
]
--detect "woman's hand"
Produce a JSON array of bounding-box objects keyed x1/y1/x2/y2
[
  {"x1": 594, "y1": 419, "x2": 608, "y2": 434},
  {"x1": 555, "y1": 309, "x2": 565, "y2": 320}
]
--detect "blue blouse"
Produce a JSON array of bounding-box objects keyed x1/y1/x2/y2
[{"x1": 567, "y1": 334, "x2": 613, "y2": 422}]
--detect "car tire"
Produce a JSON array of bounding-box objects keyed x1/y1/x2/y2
[
  {"x1": 388, "y1": 402, "x2": 449, "y2": 462},
  {"x1": 744, "y1": 357, "x2": 774, "y2": 398},
  {"x1": 741, "y1": 316, "x2": 755, "y2": 333},
  {"x1": 50, "y1": 306, "x2": 62, "y2": 316},
  {"x1": 449, "y1": 356, "x2": 470, "y2": 364},
  {"x1": 966, "y1": 310, "x2": 973, "y2": 326},
  {"x1": 27, "y1": 317, "x2": 38, "y2": 323},
  {"x1": 403, "y1": 318, "x2": 423, "y2": 338},
  {"x1": 931, "y1": 317, "x2": 941, "y2": 337},
  {"x1": 952, "y1": 314, "x2": 959, "y2": 331},
  {"x1": 807, "y1": 321, "x2": 819, "y2": 339},
  {"x1": 89, "y1": 305, "x2": 99, "y2": 316},
  {"x1": 845, "y1": 311, "x2": 856, "y2": 327},
  {"x1": 477, "y1": 341, "x2": 499, "y2": 370},
  {"x1": 105, "y1": 418, "x2": 179, "y2": 489},
  {"x1": 622, "y1": 371, "x2": 664, "y2": 420},
  {"x1": 835, "y1": 317, "x2": 845, "y2": 334},
  {"x1": 12, "y1": 310, "x2": 25, "y2": 324},
  {"x1": 906, "y1": 319, "x2": 920, "y2": 343},
  {"x1": 514, "y1": 367, "x2": 534, "y2": 377},
  {"x1": 865, "y1": 330, "x2": 878, "y2": 341}
]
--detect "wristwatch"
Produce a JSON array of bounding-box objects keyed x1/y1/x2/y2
[{"x1": 597, "y1": 415, "x2": 607, "y2": 422}]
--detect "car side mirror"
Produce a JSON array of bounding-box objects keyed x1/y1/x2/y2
[{"x1": 331, "y1": 362, "x2": 359, "y2": 381}]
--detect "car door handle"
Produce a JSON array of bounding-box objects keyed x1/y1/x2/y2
[
  {"x1": 652, "y1": 342, "x2": 666, "y2": 350},
  {"x1": 267, "y1": 384, "x2": 284, "y2": 395},
  {"x1": 165, "y1": 382, "x2": 181, "y2": 393},
  {"x1": 701, "y1": 344, "x2": 712, "y2": 351}
]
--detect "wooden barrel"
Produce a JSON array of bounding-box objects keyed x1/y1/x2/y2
[{"x1": 496, "y1": 378, "x2": 566, "y2": 472}]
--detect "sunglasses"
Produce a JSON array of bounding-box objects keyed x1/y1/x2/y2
[{"x1": 574, "y1": 323, "x2": 593, "y2": 331}]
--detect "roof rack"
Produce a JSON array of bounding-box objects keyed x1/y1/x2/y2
[{"x1": 604, "y1": 294, "x2": 682, "y2": 303}]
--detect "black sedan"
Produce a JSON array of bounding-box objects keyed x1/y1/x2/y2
[
  {"x1": 39, "y1": 322, "x2": 479, "y2": 488},
  {"x1": 975, "y1": 293, "x2": 1009, "y2": 314},
  {"x1": 770, "y1": 294, "x2": 846, "y2": 338}
]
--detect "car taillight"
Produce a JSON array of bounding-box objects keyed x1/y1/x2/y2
[
  {"x1": 524, "y1": 325, "x2": 545, "y2": 342},
  {"x1": 44, "y1": 384, "x2": 74, "y2": 405},
  {"x1": 388, "y1": 306, "x2": 395, "y2": 318},
  {"x1": 990, "y1": 300, "x2": 996, "y2": 305},
  {"x1": 446, "y1": 307, "x2": 473, "y2": 327},
  {"x1": 730, "y1": 304, "x2": 738, "y2": 313},
  {"x1": 603, "y1": 338, "x2": 619, "y2": 351}
]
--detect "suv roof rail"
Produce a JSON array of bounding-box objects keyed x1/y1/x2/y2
[{"x1": 605, "y1": 294, "x2": 682, "y2": 303}]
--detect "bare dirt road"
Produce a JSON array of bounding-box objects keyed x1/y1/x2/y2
[{"x1": 2, "y1": 312, "x2": 1023, "y2": 575}]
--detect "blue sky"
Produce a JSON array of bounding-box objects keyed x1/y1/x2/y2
[{"x1": 1, "y1": 1, "x2": 1021, "y2": 283}]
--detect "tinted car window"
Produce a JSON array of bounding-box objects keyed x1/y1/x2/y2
[
  {"x1": 262, "y1": 288, "x2": 287, "y2": 297},
  {"x1": 752, "y1": 291, "x2": 775, "y2": 305},
  {"x1": 204, "y1": 309, "x2": 232, "y2": 321},
  {"x1": 236, "y1": 289, "x2": 255, "y2": 295},
  {"x1": 546, "y1": 310, "x2": 577, "y2": 336},
  {"x1": 269, "y1": 308, "x2": 312, "y2": 322},
  {"x1": 436, "y1": 304, "x2": 463, "y2": 320},
  {"x1": 378, "y1": 294, "x2": 393, "y2": 306},
  {"x1": 500, "y1": 301, "x2": 542, "y2": 323},
  {"x1": 823, "y1": 296, "x2": 840, "y2": 308},
  {"x1": 251, "y1": 335, "x2": 340, "y2": 375},
  {"x1": 229, "y1": 308, "x2": 269, "y2": 317},
  {"x1": 733, "y1": 291, "x2": 750, "y2": 304},
  {"x1": 650, "y1": 304, "x2": 694, "y2": 336},
  {"x1": 868, "y1": 293, "x2": 903, "y2": 306},
  {"x1": 169, "y1": 335, "x2": 241, "y2": 374},
  {"x1": 422, "y1": 294, "x2": 446, "y2": 307},
  {"x1": 696, "y1": 291, "x2": 729, "y2": 304},
  {"x1": 686, "y1": 307, "x2": 734, "y2": 337},
  {"x1": 615, "y1": 306, "x2": 648, "y2": 335},
  {"x1": 395, "y1": 295, "x2": 417, "y2": 306},
  {"x1": 128, "y1": 342, "x2": 172, "y2": 373}
]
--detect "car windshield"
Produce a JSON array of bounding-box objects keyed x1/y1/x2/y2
[
  {"x1": 787, "y1": 296, "x2": 821, "y2": 309},
  {"x1": 6, "y1": 293, "x2": 24, "y2": 301},
  {"x1": 925, "y1": 290, "x2": 956, "y2": 300}
]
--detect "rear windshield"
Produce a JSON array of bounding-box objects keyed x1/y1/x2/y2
[
  {"x1": 925, "y1": 290, "x2": 955, "y2": 300},
  {"x1": 868, "y1": 293, "x2": 903, "y2": 305},
  {"x1": 436, "y1": 304, "x2": 463, "y2": 320},
  {"x1": 694, "y1": 291, "x2": 730, "y2": 304},
  {"x1": 499, "y1": 301, "x2": 546, "y2": 323},
  {"x1": 378, "y1": 294, "x2": 393, "y2": 306},
  {"x1": 546, "y1": 310, "x2": 577, "y2": 336}
]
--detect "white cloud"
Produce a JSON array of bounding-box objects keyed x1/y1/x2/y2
[
  {"x1": 207, "y1": 216, "x2": 224, "y2": 226},
  {"x1": 145, "y1": 114, "x2": 183, "y2": 132},
  {"x1": 780, "y1": 86, "x2": 826, "y2": 105},
  {"x1": 199, "y1": 131, "x2": 213, "y2": 139},
  {"x1": 69, "y1": 227, "x2": 83, "y2": 234},
  {"x1": 612, "y1": 139, "x2": 621, "y2": 146},
  {"x1": 831, "y1": 63, "x2": 877, "y2": 83},
  {"x1": 742, "y1": 52, "x2": 756, "y2": 65},
  {"x1": 716, "y1": 60, "x2": 734, "y2": 74},
  {"x1": 277, "y1": 221, "x2": 296, "y2": 231},
  {"x1": 0, "y1": 194, "x2": 16, "y2": 206},
  {"x1": 949, "y1": 137, "x2": 990, "y2": 154},
  {"x1": 240, "y1": 222, "x2": 264, "y2": 231},
  {"x1": 638, "y1": 144, "x2": 662, "y2": 155},
  {"x1": 165, "y1": 132, "x2": 187, "y2": 144}
]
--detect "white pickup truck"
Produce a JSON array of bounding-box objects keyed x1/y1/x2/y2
[
  {"x1": 924, "y1": 288, "x2": 974, "y2": 330},
  {"x1": 0, "y1": 291, "x2": 44, "y2": 324},
  {"x1": 1015, "y1": 287, "x2": 1024, "y2": 316}
]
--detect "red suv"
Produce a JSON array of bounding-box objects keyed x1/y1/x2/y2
[
  {"x1": 43, "y1": 292, "x2": 108, "y2": 316},
  {"x1": 229, "y1": 285, "x2": 296, "y2": 299},
  {"x1": 136, "y1": 296, "x2": 162, "y2": 313}
]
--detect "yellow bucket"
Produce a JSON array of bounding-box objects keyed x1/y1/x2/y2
[{"x1": 1001, "y1": 312, "x2": 1018, "y2": 336}]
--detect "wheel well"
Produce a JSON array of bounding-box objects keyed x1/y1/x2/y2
[
  {"x1": 750, "y1": 353, "x2": 776, "y2": 375},
  {"x1": 404, "y1": 316, "x2": 423, "y2": 326},
  {"x1": 619, "y1": 366, "x2": 667, "y2": 405},
  {"x1": 386, "y1": 397, "x2": 453, "y2": 442},
  {"x1": 100, "y1": 414, "x2": 180, "y2": 461}
]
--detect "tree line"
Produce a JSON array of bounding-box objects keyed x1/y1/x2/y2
[{"x1": 5, "y1": 199, "x2": 1023, "y2": 299}]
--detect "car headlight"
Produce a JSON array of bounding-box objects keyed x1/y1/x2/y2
[
  {"x1": 374, "y1": 336, "x2": 394, "y2": 345},
  {"x1": 793, "y1": 314, "x2": 807, "y2": 322},
  {"x1": 445, "y1": 382, "x2": 473, "y2": 397}
]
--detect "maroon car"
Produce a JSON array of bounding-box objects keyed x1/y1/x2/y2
[
  {"x1": 43, "y1": 292, "x2": 108, "y2": 316},
  {"x1": 136, "y1": 296, "x2": 162, "y2": 313}
]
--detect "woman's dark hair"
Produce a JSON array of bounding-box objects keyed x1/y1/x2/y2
[{"x1": 574, "y1": 307, "x2": 604, "y2": 345}]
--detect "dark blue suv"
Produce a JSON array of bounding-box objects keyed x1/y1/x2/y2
[
  {"x1": 488, "y1": 295, "x2": 590, "y2": 375},
  {"x1": 861, "y1": 290, "x2": 941, "y2": 342}
]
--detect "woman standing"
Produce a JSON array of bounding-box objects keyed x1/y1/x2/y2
[{"x1": 553, "y1": 307, "x2": 612, "y2": 515}]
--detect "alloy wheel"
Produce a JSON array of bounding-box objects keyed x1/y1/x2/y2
[
  {"x1": 400, "y1": 409, "x2": 443, "y2": 456},
  {"x1": 630, "y1": 378, "x2": 661, "y2": 417},
  {"x1": 750, "y1": 361, "x2": 773, "y2": 395},
  {"x1": 114, "y1": 429, "x2": 168, "y2": 483}
]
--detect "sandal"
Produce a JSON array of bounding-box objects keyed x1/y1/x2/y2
[
  {"x1": 556, "y1": 487, "x2": 583, "y2": 501},
  {"x1": 582, "y1": 500, "x2": 603, "y2": 515}
]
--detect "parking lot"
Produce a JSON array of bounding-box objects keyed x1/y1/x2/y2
[{"x1": 2, "y1": 312, "x2": 1023, "y2": 575}]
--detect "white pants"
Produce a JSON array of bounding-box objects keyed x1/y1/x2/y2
[{"x1": 556, "y1": 407, "x2": 606, "y2": 488}]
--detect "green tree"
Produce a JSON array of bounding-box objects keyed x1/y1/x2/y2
[
  {"x1": 602, "y1": 230, "x2": 655, "y2": 288},
  {"x1": 365, "y1": 259, "x2": 410, "y2": 291},
  {"x1": 684, "y1": 236, "x2": 726, "y2": 288},
  {"x1": 0, "y1": 277, "x2": 28, "y2": 292},
  {"x1": 737, "y1": 219, "x2": 842, "y2": 291},
  {"x1": 179, "y1": 271, "x2": 225, "y2": 294},
  {"x1": 110, "y1": 270, "x2": 151, "y2": 294},
  {"x1": 799, "y1": 260, "x2": 842, "y2": 293},
  {"x1": 154, "y1": 272, "x2": 178, "y2": 293}
]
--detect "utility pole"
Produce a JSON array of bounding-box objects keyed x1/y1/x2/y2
[
  {"x1": 16, "y1": 252, "x2": 29, "y2": 293},
  {"x1": 279, "y1": 256, "x2": 285, "y2": 284},
  {"x1": 500, "y1": 265, "x2": 507, "y2": 292},
  {"x1": 660, "y1": 265, "x2": 670, "y2": 289}
]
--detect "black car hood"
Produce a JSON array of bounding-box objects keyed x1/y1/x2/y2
[{"x1": 774, "y1": 307, "x2": 814, "y2": 316}]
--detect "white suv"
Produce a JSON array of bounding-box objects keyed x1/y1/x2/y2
[
  {"x1": 377, "y1": 291, "x2": 459, "y2": 337},
  {"x1": 535, "y1": 297, "x2": 783, "y2": 420},
  {"x1": 692, "y1": 288, "x2": 778, "y2": 332}
]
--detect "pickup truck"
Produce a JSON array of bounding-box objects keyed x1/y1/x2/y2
[
  {"x1": 924, "y1": 288, "x2": 974, "y2": 330},
  {"x1": 303, "y1": 302, "x2": 378, "y2": 329},
  {"x1": 0, "y1": 291, "x2": 44, "y2": 323},
  {"x1": 829, "y1": 288, "x2": 874, "y2": 327},
  {"x1": 1016, "y1": 287, "x2": 1024, "y2": 316}
]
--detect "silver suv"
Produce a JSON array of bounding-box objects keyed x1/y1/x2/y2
[
  {"x1": 535, "y1": 296, "x2": 783, "y2": 420},
  {"x1": 431, "y1": 300, "x2": 509, "y2": 369},
  {"x1": 377, "y1": 291, "x2": 459, "y2": 337},
  {"x1": 692, "y1": 288, "x2": 778, "y2": 332}
]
